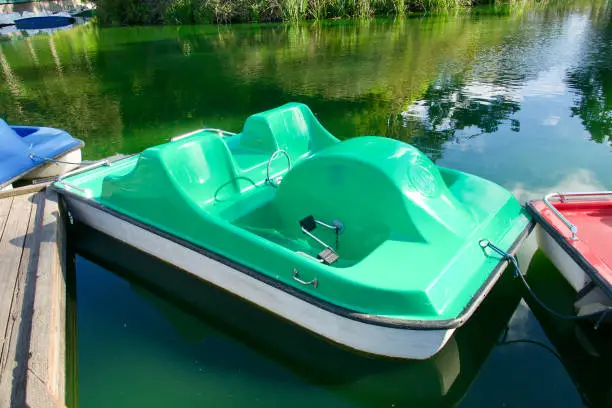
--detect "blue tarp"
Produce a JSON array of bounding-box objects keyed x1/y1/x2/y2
[
  {"x1": 14, "y1": 16, "x2": 75, "y2": 30},
  {"x1": 0, "y1": 119, "x2": 82, "y2": 188}
]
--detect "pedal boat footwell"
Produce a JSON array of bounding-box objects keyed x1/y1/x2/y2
[{"x1": 52, "y1": 103, "x2": 533, "y2": 359}]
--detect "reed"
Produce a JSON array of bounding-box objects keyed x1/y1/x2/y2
[
  {"x1": 357, "y1": 0, "x2": 371, "y2": 17},
  {"x1": 164, "y1": 0, "x2": 194, "y2": 24},
  {"x1": 282, "y1": 0, "x2": 308, "y2": 20},
  {"x1": 96, "y1": 0, "x2": 556, "y2": 26},
  {"x1": 308, "y1": 0, "x2": 328, "y2": 20},
  {"x1": 394, "y1": 0, "x2": 406, "y2": 16},
  {"x1": 414, "y1": 0, "x2": 470, "y2": 12}
]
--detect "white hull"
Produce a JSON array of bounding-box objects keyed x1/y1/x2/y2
[
  {"x1": 65, "y1": 197, "x2": 455, "y2": 360},
  {"x1": 516, "y1": 227, "x2": 538, "y2": 275},
  {"x1": 536, "y1": 225, "x2": 612, "y2": 315},
  {"x1": 23, "y1": 148, "x2": 82, "y2": 180}
]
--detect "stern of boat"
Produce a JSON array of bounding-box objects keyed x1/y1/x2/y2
[{"x1": 23, "y1": 147, "x2": 82, "y2": 179}]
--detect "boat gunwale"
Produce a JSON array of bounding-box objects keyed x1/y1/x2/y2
[
  {"x1": 526, "y1": 200, "x2": 612, "y2": 299},
  {"x1": 56, "y1": 182, "x2": 535, "y2": 330},
  {"x1": 0, "y1": 140, "x2": 84, "y2": 190}
]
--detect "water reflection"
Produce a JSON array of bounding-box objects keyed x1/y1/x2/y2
[
  {"x1": 398, "y1": 5, "x2": 593, "y2": 161},
  {"x1": 0, "y1": 24, "x2": 124, "y2": 158},
  {"x1": 0, "y1": 16, "x2": 89, "y2": 42},
  {"x1": 566, "y1": 6, "x2": 612, "y2": 145},
  {"x1": 0, "y1": 2, "x2": 608, "y2": 165},
  {"x1": 398, "y1": 75, "x2": 522, "y2": 160}
]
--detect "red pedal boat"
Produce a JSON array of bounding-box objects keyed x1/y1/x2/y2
[{"x1": 527, "y1": 192, "x2": 612, "y2": 317}]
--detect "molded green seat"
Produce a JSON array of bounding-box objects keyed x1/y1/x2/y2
[
  {"x1": 232, "y1": 102, "x2": 337, "y2": 172},
  {"x1": 162, "y1": 134, "x2": 240, "y2": 207}
]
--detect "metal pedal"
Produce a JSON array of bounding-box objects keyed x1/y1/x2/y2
[{"x1": 318, "y1": 248, "x2": 339, "y2": 265}]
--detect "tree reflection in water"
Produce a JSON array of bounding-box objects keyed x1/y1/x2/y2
[{"x1": 566, "y1": 6, "x2": 612, "y2": 145}]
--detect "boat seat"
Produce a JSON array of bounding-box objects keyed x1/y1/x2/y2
[
  {"x1": 162, "y1": 133, "x2": 242, "y2": 208},
  {"x1": 225, "y1": 104, "x2": 338, "y2": 185},
  {"x1": 102, "y1": 132, "x2": 242, "y2": 212},
  {"x1": 236, "y1": 103, "x2": 329, "y2": 165}
]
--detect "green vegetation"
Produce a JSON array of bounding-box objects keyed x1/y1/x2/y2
[{"x1": 96, "y1": 0, "x2": 537, "y2": 26}]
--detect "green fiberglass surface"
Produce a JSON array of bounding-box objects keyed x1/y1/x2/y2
[{"x1": 58, "y1": 103, "x2": 531, "y2": 321}]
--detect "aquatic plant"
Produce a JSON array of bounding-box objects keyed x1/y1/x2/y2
[
  {"x1": 393, "y1": 0, "x2": 406, "y2": 16},
  {"x1": 308, "y1": 0, "x2": 328, "y2": 20},
  {"x1": 95, "y1": 0, "x2": 563, "y2": 25}
]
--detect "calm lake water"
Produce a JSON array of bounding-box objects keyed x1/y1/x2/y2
[{"x1": 2, "y1": 1, "x2": 612, "y2": 406}]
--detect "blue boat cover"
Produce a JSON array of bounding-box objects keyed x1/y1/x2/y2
[
  {"x1": 0, "y1": 119, "x2": 83, "y2": 187},
  {"x1": 14, "y1": 16, "x2": 76, "y2": 30}
]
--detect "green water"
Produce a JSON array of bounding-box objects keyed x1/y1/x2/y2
[{"x1": 2, "y1": 1, "x2": 612, "y2": 406}]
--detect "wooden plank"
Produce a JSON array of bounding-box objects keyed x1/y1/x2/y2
[
  {"x1": 22, "y1": 372, "x2": 62, "y2": 408},
  {"x1": 47, "y1": 191, "x2": 65, "y2": 404},
  {"x1": 0, "y1": 197, "x2": 13, "y2": 240},
  {"x1": 0, "y1": 194, "x2": 34, "y2": 405},
  {"x1": 0, "y1": 183, "x2": 49, "y2": 200},
  {"x1": 0, "y1": 192, "x2": 44, "y2": 407},
  {"x1": 26, "y1": 189, "x2": 66, "y2": 408},
  {"x1": 0, "y1": 195, "x2": 33, "y2": 351}
]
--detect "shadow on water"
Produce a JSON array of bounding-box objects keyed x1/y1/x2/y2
[
  {"x1": 525, "y1": 251, "x2": 612, "y2": 408},
  {"x1": 68, "y1": 222, "x2": 525, "y2": 408}
]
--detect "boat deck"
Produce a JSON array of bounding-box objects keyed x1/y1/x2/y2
[
  {"x1": 556, "y1": 202, "x2": 612, "y2": 275},
  {"x1": 0, "y1": 185, "x2": 66, "y2": 408},
  {"x1": 529, "y1": 199, "x2": 612, "y2": 289}
]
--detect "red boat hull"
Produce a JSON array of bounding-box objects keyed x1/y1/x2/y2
[{"x1": 527, "y1": 197, "x2": 612, "y2": 302}]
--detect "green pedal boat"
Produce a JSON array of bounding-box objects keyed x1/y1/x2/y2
[{"x1": 52, "y1": 103, "x2": 533, "y2": 360}]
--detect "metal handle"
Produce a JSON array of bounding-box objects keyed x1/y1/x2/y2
[
  {"x1": 57, "y1": 181, "x2": 90, "y2": 195},
  {"x1": 292, "y1": 269, "x2": 318, "y2": 288},
  {"x1": 301, "y1": 227, "x2": 333, "y2": 250},
  {"x1": 550, "y1": 191, "x2": 612, "y2": 200},
  {"x1": 55, "y1": 159, "x2": 111, "y2": 197},
  {"x1": 544, "y1": 193, "x2": 578, "y2": 240},
  {"x1": 171, "y1": 128, "x2": 236, "y2": 142},
  {"x1": 57, "y1": 159, "x2": 111, "y2": 180},
  {"x1": 266, "y1": 149, "x2": 291, "y2": 188},
  {"x1": 544, "y1": 191, "x2": 612, "y2": 241}
]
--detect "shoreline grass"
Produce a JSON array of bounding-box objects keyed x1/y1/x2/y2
[{"x1": 97, "y1": 0, "x2": 551, "y2": 26}]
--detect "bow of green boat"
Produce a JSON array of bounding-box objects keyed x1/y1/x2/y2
[{"x1": 54, "y1": 103, "x2": 532, "y2": 328}]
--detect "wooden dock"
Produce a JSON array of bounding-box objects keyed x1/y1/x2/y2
[{"x1": 0, "y1": 185, "x2": 67, "y2": 408}]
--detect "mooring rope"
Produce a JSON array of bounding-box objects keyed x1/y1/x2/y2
[{"x1": 480, "y1": 239, "x2": 612, "y2": 329}]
